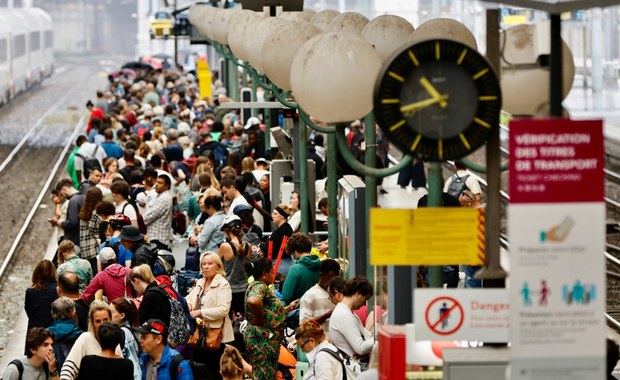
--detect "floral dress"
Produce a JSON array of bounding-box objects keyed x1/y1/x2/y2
[{"x1": 244, "y1": 280, "x2": 286, "y2": 380}]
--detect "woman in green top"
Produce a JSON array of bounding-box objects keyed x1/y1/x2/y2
[{"x1": 243, "y1": 257, "x2": 286, "y2": 380}]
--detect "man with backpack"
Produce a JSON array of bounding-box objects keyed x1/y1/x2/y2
[
  {"x1": 1, "y1": 327, "x2": 59, "y2": 379},
  {"x1": 137, "y1": 320, "x2": 194, "y2": 380},
  {"x1": 111, "y1": 180, "x2": 146, "y2": 233},
  {"x1": 74, "y1": 134, "x2": 106, "y2": 184},
  {"x1": 443, "y1": 160, "x2": 482, "y2": 202}
]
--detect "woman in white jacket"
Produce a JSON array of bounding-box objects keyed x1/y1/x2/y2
[
  {"x1": 296, "y1": 320, "x2": 345, "y2": 380},
  {"x1": 186, "y1": 252, "x2": 234, "y2": 380}
]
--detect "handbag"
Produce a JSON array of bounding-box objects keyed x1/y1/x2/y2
[
  {"x1": 188, "y1": 285, "x2": 224, "y2": 351},
  {"x1": 189, "y1": 321, "x2": 223, "y2": 351}
]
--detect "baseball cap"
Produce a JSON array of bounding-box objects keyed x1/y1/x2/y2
[
  {"x1": 135, "y1": 319, "x2": 167, "y2": 336},
  {"x1": 244, "y1": 117, "x2": 261, "y2": 129},
  {"x1": 255, "y1": 158, "x2": 269, "y2": 165},
  {"x1": 233, "y1": 204, "x2": 252, "y2": 215},
  {"x1": 97, "y1": 247, "x2": 116, "y2": 264}
]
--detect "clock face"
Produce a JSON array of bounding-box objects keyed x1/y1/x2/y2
[{"x1": 374, "y1": 39, "x2": 502, "y2": 160}]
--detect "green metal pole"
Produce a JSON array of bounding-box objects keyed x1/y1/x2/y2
[
  {"x1": 327, "y1": 132, "x2": 338, "y2": 258},
  {"x1": 364, "y1": 113, "x2": 376, "y2": 285},
  {"x1": 251, "y1": 74, "x2": 258, "y2": 118},
  {"x1": 227, "y1": 58, "x2": 239, "y2": 101},
  {"x1": 428, "y1": 162, "x2": 444, "y2": 287},
  {"x1": 241, "y1": 66, "x2": 248, "y2": 88},
  {"x1": 364, "y1": 114, "x2": 377, "y2": 314},
  {"x1": 299, "y1": 119, "x2": 309, "y2": 234},
  {"x1": 264, "y1": 90, "x2": 272, "y2": 154}
]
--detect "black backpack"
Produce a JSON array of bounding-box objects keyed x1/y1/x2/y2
[
  {"x1": 446, "y1": 173, "x2": 470, "y2": 198},
  {"x1": 169, "y1": 352, "x2": 213, "y2": 380},
  {"x1": 75, "y1": 145, "x2": 102, "y2": 178},
  {"x1": 131, "y1": 242, "x2": 159, "y2": 269}
]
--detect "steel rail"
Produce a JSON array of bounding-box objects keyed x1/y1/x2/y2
[
  {"x1": 0, "y1": 84, "x2": 81, "y2": 175},
  {"x1": 0, "y1": 113, "x2": 86, "y2": 280}
]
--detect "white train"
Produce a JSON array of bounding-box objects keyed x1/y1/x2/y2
[{"x1": 0, "y1": 7, "x2": 53, "y2": 104}]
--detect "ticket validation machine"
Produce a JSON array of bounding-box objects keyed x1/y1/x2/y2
[{"x1": 337, "y1": 175, "x2": 366, "y2": 277}]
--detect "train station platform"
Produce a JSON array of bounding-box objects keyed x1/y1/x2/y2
[{"x1": 0, "y1": 231, "x2": 58, "y2": 372}]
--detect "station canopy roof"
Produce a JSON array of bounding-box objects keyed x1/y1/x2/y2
[{"x1": 480, "y1": 0, "x2": 620, "y2": 13}]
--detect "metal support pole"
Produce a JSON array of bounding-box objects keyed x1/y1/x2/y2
[
  {"x1": 251, "y1": 74, "x2": 258, "y2": 117},
  {"x1": 428, "y1": 162, "x2": 444, "y2": 287},
  {"x1": 388, "y1": 266, "x2": 414, "y2": 324},
  {"x1": 550, "y1": 13, "x2": 563, "y2": 117},
  {"x1": 174, "y1": 0, "x2": 178, "y2": 64},
  {"x1": 264, "y1": 91, "x2": 274, "y2": 154},
  {"x1": 364, "y1": 113, "x2": 377, "y2": 314},
  {"x1": 227, "y1": 58, "x2": 239, "y2": 101},
  {"x1": 364, "y1": 113, "x2": 376, "y2": 284},
  {"x1": 604, "y1": 9, "x2": 617, "y2": 89},
  {"x1": 590, "y1": 8, "x2": 604, "y2": 94},
  {"x1": 242, "y1": 66, "x2": 248, "y2": 88},
  {"x1": 298, "y1": 119, "x2": 309, "y2": 234},
  {"x1": 478, "y1": 8, "x2": 507, "y2": 286},
  {"x1": 327, "y1": 132, "x2": 338, "y2": 258}
]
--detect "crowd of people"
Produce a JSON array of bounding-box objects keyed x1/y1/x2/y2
[{"x1": 3, "y1": 59, "x2": 382, "y2": 380}]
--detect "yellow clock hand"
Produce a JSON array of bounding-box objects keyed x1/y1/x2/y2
[
  {"x1": 419, "y1": 77, "x2": 448, "y2": 108},
  {"x1": 400, "y1": 95, "x2": 449, "y2": 116}
]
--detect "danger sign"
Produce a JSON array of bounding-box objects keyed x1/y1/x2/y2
[
  {"x1": 425, "y1": 296, "x2": 464, "y2": 335},
  {"x1": 415, "y1": 289, "x2": 509, "y2": 342}
]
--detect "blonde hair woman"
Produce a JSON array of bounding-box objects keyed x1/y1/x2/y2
[
  {"x1": 241, "y1": 156, "x2": 255, "y2": 175},
  {"x1": 295, "y1": 320, "x2": 347, "y2": 379},
  {"x1": 220, "y1": 345, "x2": 252, "y2": 380},
  {"x1": 129, "y1": 264, "x2": 170, "y2": 325},
  {"x1": 186, "y1": 252, "x2": 234, "y2": 380}
]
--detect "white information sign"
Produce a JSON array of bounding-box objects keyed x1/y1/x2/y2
[
  {"x1": 414, "y1": 289, "x2": 509, "y2": 342},
  {"x1": 509, "y1": 119, "x2": 606, "y2": 380}
]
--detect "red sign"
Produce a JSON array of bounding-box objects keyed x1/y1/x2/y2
[
  {"x1": 424, "y1": 296, "x2": 464, "y2": 336},
  {"x1": 509, "y1": 119, "x2": 604, "y2": 204}
]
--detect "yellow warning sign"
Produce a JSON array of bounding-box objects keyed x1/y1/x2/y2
[{"x1": 370, "y1": 208, "x2": 485, "y2": 266}]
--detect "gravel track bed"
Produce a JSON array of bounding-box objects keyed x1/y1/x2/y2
[{"x1": 0, "y1": 60, "x2": 104, "y2": 360}]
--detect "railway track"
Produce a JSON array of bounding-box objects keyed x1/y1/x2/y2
[
  {"x1": 0, "y1": 83, "x2": 81, "y2": 173},
  {"x1": 0, "y1": 113, "x2": 85, "y2": 281}
]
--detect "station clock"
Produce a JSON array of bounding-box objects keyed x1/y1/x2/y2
[{"x1": 374, "y1": 38, "x2": 502, "y2": 160}]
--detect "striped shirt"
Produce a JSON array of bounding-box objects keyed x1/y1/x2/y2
[{"x1": 299, "y1": 283, "x2": 335, "y2": 332}]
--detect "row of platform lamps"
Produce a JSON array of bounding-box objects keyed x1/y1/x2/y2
[
  {"x1": 189, "y1": 5, "x2": 577, "y2": 123},
  {"x1": 188, "y1": 5, "x2": 578, "y2": 293}
]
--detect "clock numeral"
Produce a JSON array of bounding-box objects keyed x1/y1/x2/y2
[
  {"x1": 408, "y1": 50, "x2": 419, "y2": 67},
  {"x1": 459, "y1": 133, "x2": 471, "y2": 150},
  {"x1": 457, "y1": 48, "x2": 468, "y2": 65},
  {"x1": 381, "y1": 98, "x2": 400, "y2": 104},
  {"x1": 438, "y1": 139, "x2": 443, "y2": 160},
  {"x1": 435, "y1": 42, "x2": 441, "y2": 60},
  {"x1": 410, "y1": 134, "x2": 422, "y2": 152},
  {"x1": 472, "y1": 68, "x2": 489, "y2": 80},
  {"x1": 479, "y1": 96, "x2": 498, "y2": 101},
  {"x1": 387, "y1": 71, "x2": 405, "y2": 83},
  {"x1": 389, "y1": 120, "x2": 406, "y2": 132},
  {"x1": 474, "y1": 117, "x2": 491, "y2": 128}
]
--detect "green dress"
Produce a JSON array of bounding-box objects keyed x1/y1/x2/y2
[{"x1": 244, "y1": 280, "x2": 285, "y2": 380}]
